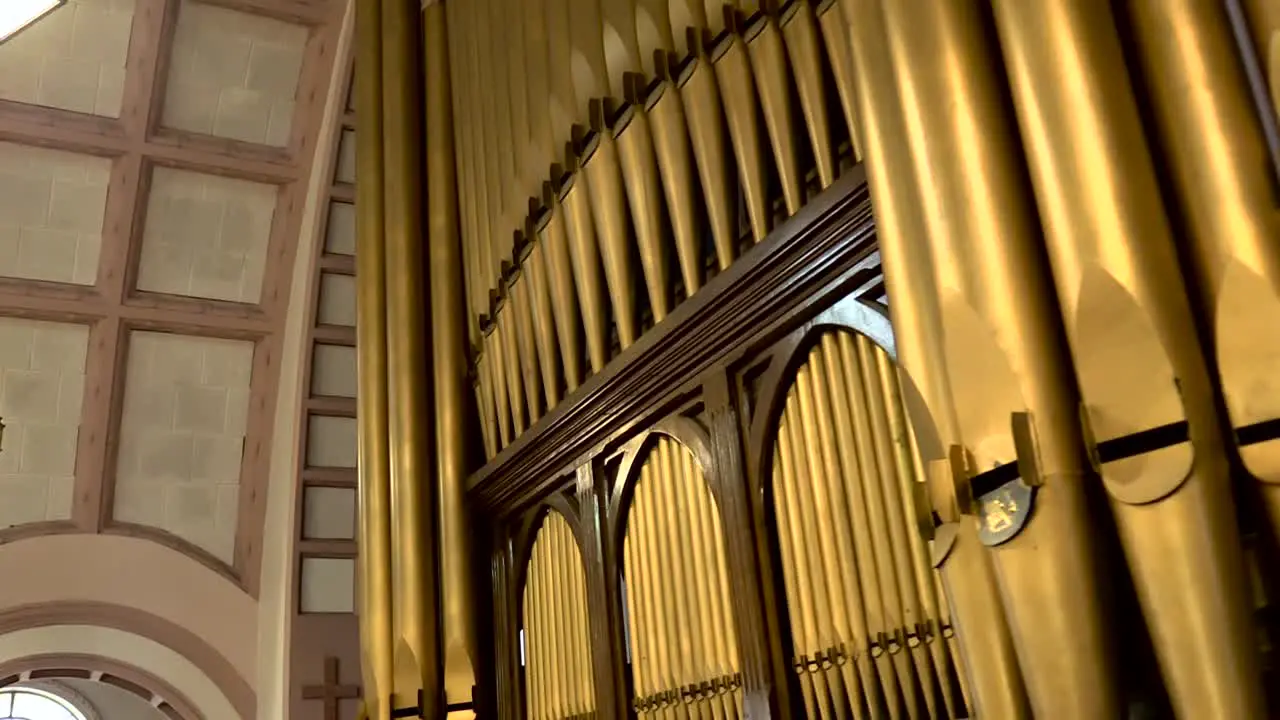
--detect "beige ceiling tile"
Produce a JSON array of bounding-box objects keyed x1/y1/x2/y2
[
  {"x1": 0, "y1": 0, "x2": 135, "y2": 117},
  {"x1": 305, "y1": 415, "x2": 356, "y2": 468},
  {"x1": 300, "y1": 557, "x2": 355, "y2": 613},
  {"x1": 302, "y1": 486, "x2": 356, "y2": 540},
  {"x1": 0, "y1": 142, "x2": 109, "y2": 286},
  {"x1": 324, "y1": 202, "x2": 355, "y2": 256},
  {"x1": 311, "y1": 343, "x2": 356, "y2": 398},
  {"x1": 114, "y1": 331, "x2": 253, "y2": 563},
  {"x1": 162, "y1": 1, "x2": 308, "y2": 147},
  {"x1": 0, "y1": 318, "x2": 88, "y2": 530},
  {"x1": 137, "y1": 167, "x2": 277, "y2": 303},
  {"x1": 316, "y1": 273, "x2": 356, "y2": 327},
  {"x1": 334, "y1": 130, "x2": 356, "y2": 184}
]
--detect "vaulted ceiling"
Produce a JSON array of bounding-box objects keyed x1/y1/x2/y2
[{"x1": 0, "y1": 0, "x2": 359, "y2": 717}]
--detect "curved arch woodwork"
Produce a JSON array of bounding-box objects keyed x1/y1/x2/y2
[
  {"x1": 758, "y1": 327, "x2": 966, "y2": 718},
  {"x1": 617, "y1": 434, "x2": 742, "y2": 718}
]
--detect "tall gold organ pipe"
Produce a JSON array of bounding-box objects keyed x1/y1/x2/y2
[
  {"x1": 990, "y1": 2, "x2": 1266, "y2": 715},
  {"x1": 678, "y1": 31, "x2": 738, "y2": 272},
  {"x1": 604, "y1": 0, "x2": 673, "y2": 323},
  {"x1": 1124, "y1": 0, "x2": 1280, "y2": 550},
  {"x1": 582, "y1": 111, "x2": 642, "y2": 348},
  {"x1": 713, "y1": 11, "x2": 771, "y2": 243},
  {"x1": 380, "y1": 0, "x2": 439, "y2": 710},
  {"x1": 1242, "y1": 0, "x2": 1279, "y2": 116},
  {"x1": 354, "y1": 0, "x2": 392, "y2": 715},
  {"x1": 875, "y1": 0, "x2": 1121, "y2": 715},
  {"x1": 646, "y1": 70, "x2": 705, "y2": 296},
  {"x1": 525, "y1": 532, "x2": 543, "y2": 718},
  {"x1": 497, "y1": 304, "x2": 527, "y2": 435},
  {"x1": 423, "y1": 1, "x2": 477, "y2": 709},
  {"x1": 560, "y1": 169, "x2": 612, "y2": 374},
  {"x1": 537, "y1": 191, "x2": 584, "y2": 394},
  {"x1": 745, "y1": 12, "x2": 804, "y2": 215},
  {"x1": 526, "y1": 240, "x2": 563, "y2": 409},
  {"x1": 779, "y1": 0, "x2": 837, "y2": 189},
  {"x1": 490, "y1": 321, "x2": 513, "y2": 447},
  {"x1": 814, "y1": 0, "x2": 861, "y2": 161},
  {"x1": 843, "y1": 1, "x2": 1029, "y2": 715},
  {"x1": 511, "y1": 272, "x2": 544, "y2": 423}
]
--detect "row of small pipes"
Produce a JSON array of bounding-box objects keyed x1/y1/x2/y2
[
  {"x1": 444, "y1": 0, "x2": 866, "y2": 460},
  {"x1": 774, "y1": 332, "x2": 965, "y2": 719},
  {"x1": 623, "y1": 437, "x2": 743, "y2": 720},
  {"x1": 524, "y1": 511, "x2": 597, "y2": 720}
]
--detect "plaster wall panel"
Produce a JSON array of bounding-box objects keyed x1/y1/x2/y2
[
  {"x1": 310, "y1": 343, "x2": 355, "y2": 398},
  {"x1": 0, "y1": 142, "x2": 109, "y2": 285},
  {"x1": 113, "y1": 331, "x2": 253, "y2": 563},
  {"x1": 301, "y1": 486, "x2": 355, "y2": 540},
  {"x1": 324, "y1": 201, "x2": 354, "y2": 256},
  {"x1": 304, "y1": 415, "x2": 355, "y2": 468},
  {"x1": 315, "y1": 272, "x2": 355, "y2": 326},
  {"x1": 0, "y1": 319, "x2": 88, "y2": 529},
  {"x1": 162, "y1": 1, "x2": 308, "y2": 147},
  {"x1": 333, "y1": 130, "x2": 355, "y2": 184},
  {"x1": 0, "y1": 0, "x2": 135, "y2": 117},
  {"x1": 298, "y1": 557, "x2": 355, "y2": 613},
  {"x1": 137, "y1": 167, "x2": 276, "y2": 303}
]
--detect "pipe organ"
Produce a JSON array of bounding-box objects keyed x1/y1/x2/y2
[
  {"x1": 523, "y1": 511, "x2": 596, "y2": 719},
  {"x1": 353, "y1": 0, "x2": 1280, "y2": 716}
]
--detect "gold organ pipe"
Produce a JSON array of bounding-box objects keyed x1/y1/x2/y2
[
  {"x1": 646, "y1": 74, "x2": 704, "y2": 296},
  {"x1": 489, "y1": 323, "x2": 513, "y2": 447},
  {"x1": 614, "y1": 98, "x2": 674, "y2": 322},
  {"x1": 423, "y1": 2, "x2": 476, "y2": 706},
  {"x1": 381, "y1": 0, "x2": 439, "y2": 708},
  {"x1": 779, "y1": 0, "x2": 837, "y2": 189},
  {"x1": 990, "y1": 2, "x2": 1265, "y2": 715},
  {"x1": 651, "y1": 448, "x2": 687, "y2": 715},
  {"x1": 525, "y1": 534, "x2": 542, "y2": 718},
  {"x1": 537, "y1": 188, "x2": 585, "y2": 391},
  {"x1": 843, "y1": 1, "x2": 1024, "y2": 713},
  {"x1": 875, "y1": 0, "x2": 1123, "y2": 714},
  {"x1": 712, "y1": 13, "x2": 771, "y2": 243},
  {"x1": 637, "y1": 462, "x2": 673, "y2": 717},
  {"x1": 874, "y1": 349, "x2": 960, "y2": 720},
  {"x1": 511, "y1": 272, "x2": 545, "y2": 423},
  {"x1": 744, "y1": 12, "x2": 804, "y2": 215},
  {"x1": 444, "y1": 0, "x2": 481, "y2": 344},
  {"x1": 604, "y1": 0, "x2": 673, "y2": 323},
  {"x1": 476, "y1": 349, "x2": 498, "y2": 459},
  {"x1": 772, "y1": 438, "x2": 821, "y2": 720},
  {"x1": 705, "y1": 469, "x2": 742, "y2": 718},
  {"x1": 488, "y1": 0, "x2": 519, "y2": 264},
  {"x1": 800, "y1": 353, "x2": 898, "y2": 717},
  {"x1": 473, "y1": 370, "x2": 496, "y2": 461},
  {"x1": 1125, "y1": 0, "x2": 1280, "y2": 550},
  {"x1": 527, "y1": 241, "x2": 563, "y2": 409},
  {"x1": 497, "y1": 304, "x2": 527, "y2": 435},
  {"x1": 678, "y1": 43, "x2": 738, "y2": 272},
  {"x1": 680, "y1": 446, "x2": 721, "y2": 720},
  {"x1": 573, "y1": 531, "x2": 595, "y2": 712},
  {"x1": 566, "y1": 521, "x2": 589, "y2": 716},
  {"x1": 560, "y1": 171, "x2": 612, "y2": 375},
  {"x1": 814, "y1": 0, "x2": 861, "y2": 161},
  {"x1": 354, "y1": 0, "x2": 392, "y2": 715},
  {"x1": 549, "y1": 518, "x2": 569, "y2": 718},
  {"x1": 582, "y1": 117, "x2": 642, "y2": 348},
  {"x1": 622, "y1": 500, "x2": 647, "y2": 715},
  {"x1": 851, "y1": 335, "x2": 938, "y2": 719},
  {"x1": 836, "y1": 337, "x2": 923, "y2": 718},
  {"x1": 473, "y1": 0, "x2": 501, "y2": 291}
]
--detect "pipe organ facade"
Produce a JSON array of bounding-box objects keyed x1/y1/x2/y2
[{"x1": 352, "y1": 0, "x2": 1280, "y2": 717}]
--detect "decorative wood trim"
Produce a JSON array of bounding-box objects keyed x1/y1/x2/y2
[{"x1": 470, "y1": 168, "x2": 876, "y2": 512}]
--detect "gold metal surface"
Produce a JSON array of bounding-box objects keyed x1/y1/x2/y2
[
  {"x1": 537, "y1": 189, "x2": 586, "y2": 390},
  {"x1": 381, "y1": 0, "x2": 438, "y2": 709},
  {"x1": 843, "y1": 1, "x2": 1028, "y2": 715},
  {"x1": 423, "y1": 2, "x2": 476, "y2": 708},
  {"x1": 560, "y1": 173, "x2": 612, "y2": 374},
  {"x1": 1243, "y1": 0, "x2": 1280, "y2": 117},
  {"x1": 490, "y1": 317, "x2": 513, "y2": 447},
  {"x1": 625, "y1": 438, "x2": 742, "y2": 718},
  {"x1": 745, "y1": 12, "x2": 803, "y2": 215},
  {"x1": 874, "y1": 0, "x2": 1121, "y2": 715},
  {"x1": 524, "y1": 512, "x2": 596, "y2": 719},
  {"x1": 614, "y1": 100, "x2": 673, "y2": 322},
  {"x1": 779, "y1": 0, "x2": 836, "y2": 189},
  {"x1": 1125, "y1": 0, "x2": 1280, "y2": 545},
  {"x1": 511, "y1": 272, "x2": 545, "y2": 423},
  {"x1": 679, "y1": 46, "x2": 738, "y2": 271},
  {"x1": 991, "y1": 2, "x2": 1265, "y2": 714},
  {"x1": 647, "y1": 74, "x2": 704, "y2": 296},
  {"x1": 497, "y1": 302, "x2": 528, "y2": 436},
  {"x1": 713, "y1": 18, "x2": 771, "y2": 243},
  {"x1": 814, "y1": 0, "x2": 861, "y2": 161},
  {"x1": 354, "y1": 0, "x2": 392, "y2": 715},
  {"x1": 582, "y1": 116, "x2": 641, "y2": 349},
  {"x1": 527, "y1": 240, "x2": 563, "y2": 409}
]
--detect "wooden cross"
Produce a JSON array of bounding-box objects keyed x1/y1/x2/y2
[{"x1": 302, "y1": 657, "x2": 361, "y2": 720}]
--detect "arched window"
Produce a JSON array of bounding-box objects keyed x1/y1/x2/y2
[{"x1": 0, "y1": 687, "x2": 88, "y2": 720}]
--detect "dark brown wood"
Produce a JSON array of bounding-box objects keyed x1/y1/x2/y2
[
  {"x1": 470, "y1": 172, "x2": 890, "y2": 719},
  {"x1": 469, "y1": 168, "x2": 876, "y2": 511},
  {"x1": 301, "y1": 657, "x2": 361, "y2": 720}
]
